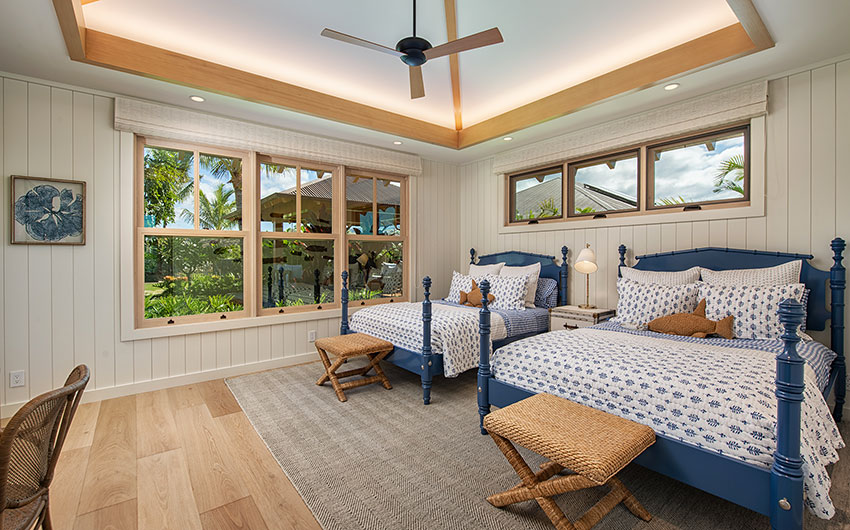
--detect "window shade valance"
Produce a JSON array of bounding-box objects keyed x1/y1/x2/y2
[
  {"x1": 114, "y1": 98, "x2": 423, "y2": 176},
  {"x1": 491, "y1": 81, "x2": 767, "y2": 175}
]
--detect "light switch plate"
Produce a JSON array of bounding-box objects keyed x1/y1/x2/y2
[
  {"x1": 10, "y1": 370, "x2": 25, "y2": 388},
  {"x1": 308, "y1": 330, "x2": 317, "y2": 343}
]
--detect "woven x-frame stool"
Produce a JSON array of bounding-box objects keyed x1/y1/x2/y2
[
  {"x1": 315, "y1": 333, "x2": 393, "y2": 402},
  {"x1": 483, "y1": 393, "x2": 655, "y2": 530}
]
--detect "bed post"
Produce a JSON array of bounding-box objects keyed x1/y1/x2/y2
[
  {"x1": 830, "y1": 237, "x2": 846, "y2": 421},
  {"x1": 340, "y1": 271, "x2": 350, "y2": 335},
  {"x1": 559, "y1": 246, "x2": 569, "y2": 305},
  {"x1": 422, "y1": 276, "x2": 434, "y2": 405},
  {"x1": 770, "y1": 299, "x2": 805, "y2": 530},
  {"x1": 618, "y1": 245, "x2": 627, "y2": 277},
  {"x1": 470, "y1": 248, "x2": 476, "y2": 265},
  {"x1": 477, "y1": 279, "x2": 492, "y2": 434}
]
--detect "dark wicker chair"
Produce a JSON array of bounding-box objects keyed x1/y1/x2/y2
[{"x1": 0, "y1": 365, "x2": 90, "y2": 530}]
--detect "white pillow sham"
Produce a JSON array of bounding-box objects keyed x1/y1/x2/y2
[
  {"x1": 446, "y1": 271, "x2": 473, "y2": 304},
  {"x1": 699, "y1": 260, "x2": 802, "y2": 287},
  {"x1": 469, "y1": 262, "x2": 505, "y2": 277},
  {"x1": 700, "y1": 283, "x2": 806, "y2": 339},
  {"x1": 481, "y1": 274, "x2": 529, "y2": 311},
  {"x1": 614, "y1": 278, "x2": 701, "y2": 326},
  {"x1": 500, "y1": 262, "x2": 541, "y2": 307},
  {"x1": 619, "y1": 266, "x2": 700, "y2": 285}
]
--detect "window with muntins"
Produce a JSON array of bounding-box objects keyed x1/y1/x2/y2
[{"x1": 135, "y1": 136, "x2": 408, "y2": 328}]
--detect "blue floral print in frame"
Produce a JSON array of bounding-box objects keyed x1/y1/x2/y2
[{"x1": 11, "y1": 176, "x2": 86, "y2": 245}]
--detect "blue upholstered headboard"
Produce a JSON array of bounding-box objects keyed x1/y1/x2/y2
[
  {"x1": 470, "y1": 246, "x2": 569, "y2": 306},
  {"x1": 617, "y1": 241, "x2": 846, "y2": 336}
]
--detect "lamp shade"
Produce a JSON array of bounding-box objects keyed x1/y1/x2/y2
[{"x1": 574, "y1": 246, "x2": 598, "y2": 274}]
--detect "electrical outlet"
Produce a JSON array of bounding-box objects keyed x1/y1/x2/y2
[
  {"x1": 9, "y1": 370, "x2": 25, "y2": 388},
  {"x1": 308, "y1": 330, "x2": 317, "y2": 343}
]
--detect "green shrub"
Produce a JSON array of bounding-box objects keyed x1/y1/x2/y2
[{"x1": 144, "y1": 294, "x2": 243, "y2": 319}]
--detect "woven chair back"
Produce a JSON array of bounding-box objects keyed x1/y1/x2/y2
[{"x1": 0, "y1": 365, "x2": 89, "y2": 511}]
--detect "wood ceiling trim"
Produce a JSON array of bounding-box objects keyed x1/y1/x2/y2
[
  {"x1": 51, "y1": 0, "x2": 86, "y2": 61},
  {"x1": 457, "y1": 23, "x2": 760, "y2": 148},
  {"x1": 54, "y1": 0, "x2": 774, "y2": 150},
  {"x1": 443, "y1": 0, "x2": 463, "y2": 130}
]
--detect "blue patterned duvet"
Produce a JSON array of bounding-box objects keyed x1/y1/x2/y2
[{"x1": 491, "y1": 324, "x2": 844, "y2": 518}]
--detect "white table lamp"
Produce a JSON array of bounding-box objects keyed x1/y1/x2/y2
[{"x1": 574, "y1": 243, "x2": 598, "y2": 309}]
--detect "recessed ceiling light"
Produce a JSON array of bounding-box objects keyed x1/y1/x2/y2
[
  {"x1": 664, "y1": 83, "x2": 680, "y2": 91},
  {"x1": 503, "y1": 136, "x2": 513, "y2": 141},
  {"x1": 189, "y1": 95, "x2": 205, "y2": 102},
  {"x1": 393, "y1": 141, "x2": 403, "y2": 145}
]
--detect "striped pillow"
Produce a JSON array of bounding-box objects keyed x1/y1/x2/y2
[
  {"x1": 534, "y1": 278, "x2": 559, "y2": 308},
  {"x1": 620, "y1": 266, "x2": 700, "y2": 285}
]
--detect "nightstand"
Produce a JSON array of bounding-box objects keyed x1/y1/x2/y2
[{"x1": 549, "y1": 305, "x2": 615, "y2": 331}]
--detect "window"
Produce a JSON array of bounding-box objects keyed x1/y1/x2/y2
[
  {"x1": 508, "y1": 167, "x2": 563, "y2": 223},
  {"x1": 136, "y1": 137, "x2": 408, "y2": 328},
  {"x1": 138, "y1": 140, "x2": 248, "y2": 325},
  {"x1": 568, "y1": 151, "x2": 638, "y2": 217},
  {"x1": 648, "y1": 126, "x2": 748, "y2": 209},
  {"x1": 346, "y1": 172, "x2": 407, "y2": 303},
  {"x1": 258, "y1": 156, "x2": 338, "y2": 313}
]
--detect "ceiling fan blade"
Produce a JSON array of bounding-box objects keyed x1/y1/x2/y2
[
  {"x1": 424, "y1": 27, "x2": 503, "y2": 60},
  {"x1": 409, "y1": 66, "x2": 425, "y2": 99},
  {"x1": 321, "y1": 28, "x2": 404, "y2": 57}
]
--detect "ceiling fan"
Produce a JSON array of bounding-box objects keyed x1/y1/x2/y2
[{"x1": 321, "y1": 0, "x2": 503, "y2": 99}]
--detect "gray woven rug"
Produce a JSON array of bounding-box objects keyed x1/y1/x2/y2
[{"x1": 226, "y1": 362, "x2": 849, "y2": 530}]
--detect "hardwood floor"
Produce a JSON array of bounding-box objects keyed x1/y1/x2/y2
[{"x1": 49, "y1": 378, "x2": 321, "y2": 529}]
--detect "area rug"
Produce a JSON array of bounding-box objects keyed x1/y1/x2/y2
[{"x1": 226, "y1": 362, "x2": 849, "y2": 530}]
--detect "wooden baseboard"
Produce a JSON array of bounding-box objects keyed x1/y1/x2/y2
[{"x1": 1, "y1": 351, "x2": 318, "y2": 419}]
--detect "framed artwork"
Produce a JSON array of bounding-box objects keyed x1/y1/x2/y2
[{"x1": 11, "y1": 175, "x2": 86, "y2": 245}]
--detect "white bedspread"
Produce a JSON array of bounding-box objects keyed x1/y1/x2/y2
[
  {"x1": 349, "y1": 302, "x2": 506, "y2": 377},
  {"x1": 491, "y1": 327, "x2": 844, "y2": 518}
]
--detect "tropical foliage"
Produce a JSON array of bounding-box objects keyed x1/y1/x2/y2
[
  {"x1": 143, "y1": 148, "x2": 193, "y2": 227},
  {"x1": 181, "y1": 183, "x2": 238, "y2": 230},
  {"x1": 714, "y1": 154, "x2": 746, "y2": 196},
  {"x1": 515, "y1": 198, "x2": 561, "y2": 220}
]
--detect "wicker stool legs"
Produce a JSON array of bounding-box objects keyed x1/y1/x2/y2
[
  {"x1": 316, "y1": 347, "x2": 392, "y2": 402},
  {"x1": 487, "y1": 433, "x2": 651, "y2": 530}
]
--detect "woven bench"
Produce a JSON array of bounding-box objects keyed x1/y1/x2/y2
[
  {"x1": 315, "y1": 333, "x2": 394, "y2": 402},
  {"x1": 483, "y1": 393, "x2": 655, "y2": 530}
]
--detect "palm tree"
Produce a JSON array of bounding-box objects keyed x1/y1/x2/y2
[
  {"x1": 144, "y1": 148, "x2": 194, "y2": 227},
  {"x1": 713, "y1": 155, "x2": 745, "y2": 196},
  {"x1": 181, "y1": 183, "x2": 237, "y2": 230},
  {"x1": 201, "y1": 155, "x2": 243, "y2": 229}
]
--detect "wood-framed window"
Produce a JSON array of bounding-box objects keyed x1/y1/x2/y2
[
  {"x1": 507, "y1": 166, "x2": 563, "y2": 223},
  {"x1": 136, "y1": 137, "x2": 251, "y2": 328},
  {"x1": 345, "y1": 170, "x2": 408, "y2": 307},
  {"x1": 567, "y1": 150, "x2": 639, "y2": 218},
  {"x1": 134, "y1": 136, "x2": 409, "y2": 328},
  {"x1": 647, "y1": 125, "x2": 749, "y2": 210}
]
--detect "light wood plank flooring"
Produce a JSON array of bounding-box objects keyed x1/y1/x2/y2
[{"x1": 49, "y1": 378, "x2": 321, "y2": 530}]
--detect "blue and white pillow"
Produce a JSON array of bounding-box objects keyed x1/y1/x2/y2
[
  {"x1": 699, "y1": 260, "x2": 802, "y2": 286},
  {"x1": 480, "y1": 274, "x2": 529, "y2": 311},
  {"x1": 620, "y1": 266, "x2": 700, "y2": 285},
  {"x1": 700, "y1": 283, "x2": 807, "y2": 340},
  {"x1": 534, "y1": 278, "x2": 559, "y2": 309},
  {"x1": 614, "y1": 278, "x2": 701, "y2": 326},
  {"x1": 446, "y1": 271, "x2": 473, "y2": 304}
]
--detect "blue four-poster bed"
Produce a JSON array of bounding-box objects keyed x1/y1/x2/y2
[
  {"x1": 475, "y1": 238, "x2": 846, "y2": 530},
  {"x1": 339, "y1": 246, "x2": 569, "y2": 405}
]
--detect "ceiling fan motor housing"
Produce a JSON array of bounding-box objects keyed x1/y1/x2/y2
[{"x1": 396, "y1": 36, "x2": 432, "y2": 66}]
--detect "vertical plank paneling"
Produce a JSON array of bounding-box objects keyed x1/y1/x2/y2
[
  {"x1": 272, "y1": 324, "x2": 285, "y2": 359},
  {"x1": 810, "y1": 64, "x2": 836, "y2": 269},
  {"x1": 50, "y1": 87, "x2": 75, "y2": 388},
  {"x1": 0, "y1": 79, "x2": 4, "y2": 405},
  {"x1": 230, "y1": 328, "x2": 245, "y2": 366},
  {"x1": 786, "y1": 72, "x2": 812, "y2": 254},
  {"x1": 837, "y1": 60, "x2": 850, "y2": 247},
  {"x1": 200, "y1": 332, "x2": 216, "y2": 372},
  {"x1": 765, "y1": 77, "x2": 789, "y2": 252},
  {"x1": 216, "y1": 330, "x2": 231, "y2": 369},
  {"x1": 727, "y1": 218, "x2": 747, "y2": 249},
  {"x1": 243, "y1": 326, "x2": 258, "y2": 364},
  {"x1": 26, "y1": 83, "x2": 53, "y2": 396},
  {"x1": 133, "y1": 339, "x2": 152, "y2": 383},
  {"x1": 185, "y1": 334, "x2": 201, "y2": 374},
  {"x1": 4, "y1": 78, "x2": 30, "y2": 405},
  {"x1": 151, "y1": 337, "x2": 169, "y2": 380},
  {"x1": 257, "y1": 326, "x2": 271, "y2": 362},
  {"x1": 692, "y1": 221, "x2": 710, "y2": 248},
  {"x1": 114, "y1": 132, "x2": 134, "y2": 387},
  {"x1": 168, "y1": 335, "x2": 185, "y2": 377}
]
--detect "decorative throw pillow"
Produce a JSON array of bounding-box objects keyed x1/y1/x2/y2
[
  {"x1": 534, "y1": 278, "x2": 559, "y2": 309},
  {"x1": 699, "y1": 283, "x2": 806, "y2": 339},
  {"x1": 459, "y1": 279, "x2": 496, "y2": 308},
  {"x1": 481, "y1": 275, "x2": 529, "y2": 311},
  {"x1": 446, "y1": 271, "x2": 473, "y2": 304},
  {"x1": 614, "y1": 278, "x2": 701, "y2": 326},
  {"x1": 620, "y1": 266, "x2": 700, "y2": 285},
  {"x1": 648, "y1": 299, "x2": 734, "y2": 339},
  {"x1": 500, "y1": 262, "x2": 541, "y2": 307},
  {"x1": 699, "y1": 261, "x2": 802, "y2": 287},
  {"x1": 469, "y1": 262, "x2": 505, "y2": 277}
]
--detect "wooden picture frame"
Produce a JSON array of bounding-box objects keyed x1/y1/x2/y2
[{"x1": 11, "y1": 175, "x2": 86, "y2": 245}]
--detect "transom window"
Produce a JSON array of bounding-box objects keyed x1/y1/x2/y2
[
  {"x1": 508, "y1": 167, "x2": 563, "y2": 223},
  {"x1": 136, "y1": 136, "x2": 408, "y2": 328},
  {"x1": 568, "y1": 151, "x2": 638, "y2": 217}
]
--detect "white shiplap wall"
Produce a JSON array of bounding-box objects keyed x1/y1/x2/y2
[
  {"x1": 0, "y1": 75, "x2": 460, "y2": 413},
  {"x1": 458, "y1": 59, "x2": 850, "y2": 346}
]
